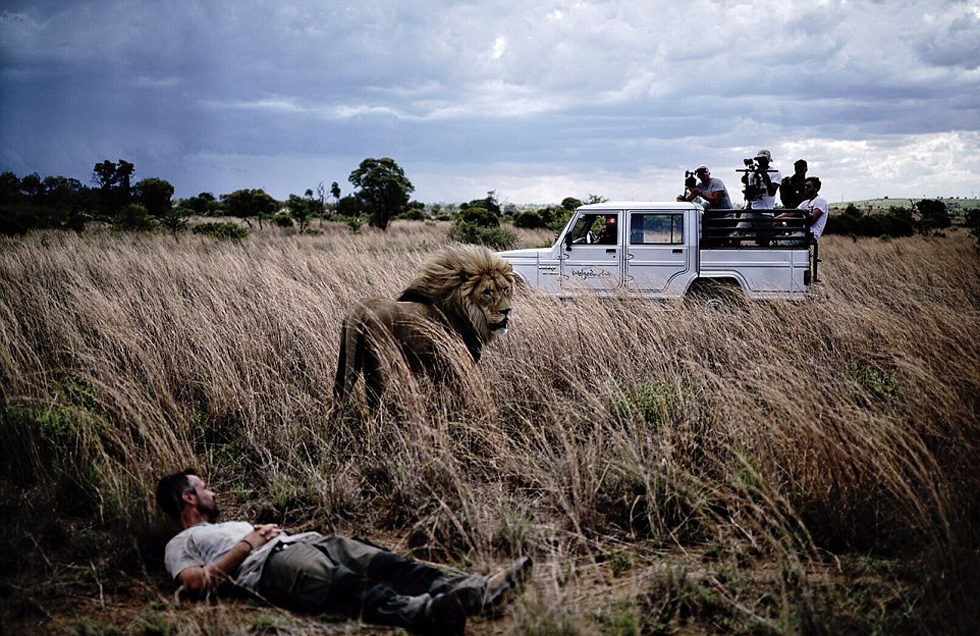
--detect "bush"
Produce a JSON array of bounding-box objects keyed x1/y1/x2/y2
[
  {"x1": 513, "y1": 210, "x2": 547, "y2": 229},
  {"x1": 114, "y1": 203, "x2": 155, "y2": 232},
  {"x1": 394, "y1": 207, "x2": 425, "y2": 221},
  {"x1": 447, "y1": 221, "x2": 518, "y2": 250},
  {"x1": 825, "y1": 206, "x2": 913, "y2": 238},
  {"x1": 191, "y1": 222, "x2": 249, "y2": 240},
  {"x1": 964, "y1": 208, "x2": 980, "y2": 241},
  {"x1": 456, "y1": 206, "x2": 499, "y2": 227},
  {"x1": 335, "y1": 214, "x2": 363, "y2": 234},
  {"x1": 271, "y1": 213, "x2": 294, "y2": 228}
]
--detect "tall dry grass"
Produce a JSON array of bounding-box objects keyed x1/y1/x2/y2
[{"x1": 2, "y1": 221, "x2": 978, "y2": 633}]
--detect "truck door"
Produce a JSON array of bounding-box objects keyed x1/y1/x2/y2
[
  {"x1": 624, "y1": 210, "x2": 692, "y2": 293},
  {"x1": 560, "y1": 212, "x2": 623, "y2": 293}
]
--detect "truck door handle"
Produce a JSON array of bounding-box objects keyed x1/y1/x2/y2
[
  {"x1": 606, "y1": 249, "x2": 616, "y2": 254},
  {"x1": 672, "y1": 248, "x2": 683, "y2": 254}
]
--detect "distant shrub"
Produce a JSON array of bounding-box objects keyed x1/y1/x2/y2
[
  {"x1": 448, "y1": 221, "x2": 518, "y2": 250},
  {"x1": 394, "y1": 207, "x2": 425, "y2": 221},
  {"x1": 335, "y1": 214, "x2": 363, "y2": 234},
  {"x1": 113, "y1": 203, "x2": 155, "y2": 232},
  {"x1": 192, "y1": 222, "x2": 249, "y2": 240},
  {"x1": 456, "y1": 206, "x2": 499, "y2": 227},
  {"x1": 271, "y1": 213, "x2": 294, "y2": 228},
  {"x1": 825, "y1": 206, "x2": 913, "y2": 238},
  {"x1": 965, "y1": 208, "x2": 980, "y2": 241},
  {"x1": 513, "y1": 210, "x2": 548, "y2": 229},
  {"x1": 916, "y1": 199, "x2": 951, "y2": 232}
]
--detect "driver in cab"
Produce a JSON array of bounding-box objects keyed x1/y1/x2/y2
[{"x1": 595, "y1": 214, "x2": 618, "y2": 244}]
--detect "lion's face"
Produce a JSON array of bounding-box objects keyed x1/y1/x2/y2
[{"x1": 465, "y1": 269, "x2": 514, "y2": 339}]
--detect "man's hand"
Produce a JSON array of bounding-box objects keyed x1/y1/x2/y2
[
  {"x1": 245, "y1": 524, "x2": 284, "y2": 550},
  {"x1": 177, "y1": 524, "x2": 284, "y2": 596}
]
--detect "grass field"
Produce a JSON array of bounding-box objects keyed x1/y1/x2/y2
[{"x1": 1, "y1": 220, "x2": 979, "y2": 635}]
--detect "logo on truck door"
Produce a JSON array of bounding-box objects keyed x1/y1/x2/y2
[{"x1": 571, "y1": 268, "x2": 613, "y2": 279}]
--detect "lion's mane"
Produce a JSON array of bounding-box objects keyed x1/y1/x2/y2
[{"x1": 334, "y1": 245, "x2": 515, "y2": 404}]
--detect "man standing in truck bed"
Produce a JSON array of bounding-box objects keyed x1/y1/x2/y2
[
  {"x1": 737, "y1": 149, "x2": 782, "y2": 244},
  {"x1": 677, "y1": 165, "x2": 734, "y2": 213}
]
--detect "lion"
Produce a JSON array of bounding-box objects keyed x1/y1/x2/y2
[{"x1": 334, "y1": 245, "x2": 515, "y2": 407}]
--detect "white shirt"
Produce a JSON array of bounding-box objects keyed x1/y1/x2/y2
[
  {"x1": 747, "y1": 169, "x2": 783, "y2": 210},
  {"x1": 164, "y1": 521, "x2": 321, "y2": 591},
  {"x1": 797, "y1": 195, "x2": 829, "y2": 240}
]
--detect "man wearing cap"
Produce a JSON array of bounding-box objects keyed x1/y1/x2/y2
[
  {"x1": 677, "y1": 165, "x2": 734, "y2": 215},
  {"x1": 156, "y1": 469, "x2": 532, "y2": 636},
  {"x1": 780, "y1": 159, "x2": 808, "y2": 209},
  {"x1": 737, "y1": 149, "x2": 782, "y2": 244},
  {"x1": 741, "y1": 150, "x2": 782, "y2": 210}
]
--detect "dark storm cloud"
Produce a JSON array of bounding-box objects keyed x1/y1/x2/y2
[{"x1": 1, "y1": 0, "x2": 977, "y2": 202}]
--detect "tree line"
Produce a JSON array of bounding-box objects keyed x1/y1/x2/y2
[
  {"x1": 0, "y1": 157, "x2": 419, "y2": 237},
  {"x1": 4, "y1": 159, "x2": 976, "y2": 245}
]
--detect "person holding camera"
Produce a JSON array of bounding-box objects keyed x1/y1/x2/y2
[
  {"x1": 741, "y1": 149, "x2": 781, "y2": 210},
  {"x1": 736, "y1": 149, "x2": 782, "y2": 244},
  {"x1": 676, "y1": 165, "x2": 734, "y2": 214}
]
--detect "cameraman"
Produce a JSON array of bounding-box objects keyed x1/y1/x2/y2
[
  {"x1": 737, "y1": 149, "x2": 782, "y2": 244},
  {"x1": 741, "y1": 149, "x2": 782, "y2": 210},
  {"x1": 677, "y1": 165, "x2": 734, "y2": 215}
]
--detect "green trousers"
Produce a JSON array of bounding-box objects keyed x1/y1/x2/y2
[{"x1": 258, "y1": 536, "x2": 483, "y2": 630}]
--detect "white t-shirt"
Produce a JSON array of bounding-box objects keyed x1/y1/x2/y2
[
  {"x1": 746, "y1": 169, "x2": 783, "y2": 210},
  {"x1": 164, "y1": 521, "x2": 321, "y2": 591},
  {"x1": 797, "y1": 195, "x2": 829, "y2": 240}
]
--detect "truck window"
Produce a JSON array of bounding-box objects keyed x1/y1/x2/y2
[
  {"x1": 630, "y1": 213, "x2": 684, "y2": 245},
  {"x1": 569, "y1": 213, "x2": 619, "y2": 245}
]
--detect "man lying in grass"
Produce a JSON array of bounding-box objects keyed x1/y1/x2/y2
[{"x1": 156, "y1": 469, "x2": 531, "y2": 636}]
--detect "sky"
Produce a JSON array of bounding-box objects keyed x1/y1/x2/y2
[{"x1": 1, "y1": 0, "x2": 979, "y2": 206}]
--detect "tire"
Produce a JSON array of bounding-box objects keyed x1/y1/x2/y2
[{"x1": 684, "y1": 279, "x2": 747, "y2": 310}]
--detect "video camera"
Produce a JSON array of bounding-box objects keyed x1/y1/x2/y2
[
  {"x1": 684, "y1": 170, "x2": 698, "y2": 189},
  {"x1": 738, "y1": 157, "x2": 778, "y2": 173},
  {"x1": 736, "y1": 158, "x2": 778, "y2": 202}
]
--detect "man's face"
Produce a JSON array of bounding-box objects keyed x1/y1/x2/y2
[
  {"x1": 756, "y1": 156, "x2": 770, "y2": 168},
  {"x1": 185, "y1": 474, "x2": 220, "y2": 521},
  {"x1": 804, "y1": 181, "x2": 818, "y2": 198},
  {"x1": 697, "y1": 169, "x2": 710, "y2": 183}
]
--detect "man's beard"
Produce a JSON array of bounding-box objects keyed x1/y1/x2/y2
[{"x1": 199, "y1": 502, "x2": 220, "y2": 522}]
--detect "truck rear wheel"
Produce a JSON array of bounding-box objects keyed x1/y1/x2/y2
[{"x1": 684, "y1": 280, "x2": 747, "y2": 310}]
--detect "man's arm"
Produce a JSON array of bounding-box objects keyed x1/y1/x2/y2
[
  {"x1": 762, "y1": 171, "x2": 780, "y2": 196},
  {"x1": 176, "y1": 524, "x2": 283, "y2": 595},
  {"x1": 676, "y1": 187, "x2": 702, "y2": 203}
]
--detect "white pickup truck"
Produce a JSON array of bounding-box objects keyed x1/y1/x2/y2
[{"x1": 497, "y1": 202, "x2": 818, "y2": 300}]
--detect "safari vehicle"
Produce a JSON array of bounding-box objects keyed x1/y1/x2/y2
[{"x1": 497, "y1": 202, "x2": 819, "y2": 301}]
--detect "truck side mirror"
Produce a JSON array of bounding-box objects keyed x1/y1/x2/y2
[{"x1": 564, "y1": 233, "x2": 573, "y2": 251}]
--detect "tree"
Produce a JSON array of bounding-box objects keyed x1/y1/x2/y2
[
  {"x1": 92, "y1": 159, "x2": 135, "y2": 221},
  {"x1": 462, "y1": 191, "x2": 501, "y2": 217},
  {"x1": 223, "y1": 189, "x2": 279, "y2": 228},
  {"x1": 135, "y1": 178, "x2": 175, "y2": 219},
  {"x1": 286, "y1": 189, "x2": 318, "y2": 231},
  {"x1": 915, "y1": 199, "x2": 951, "y2": 232},
  {"x1": 330, "y1": 181, "x2": 341, "y2": 202},
  {"x1": 348, "y1": 157, "x2": 414, "y2": 230}
]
